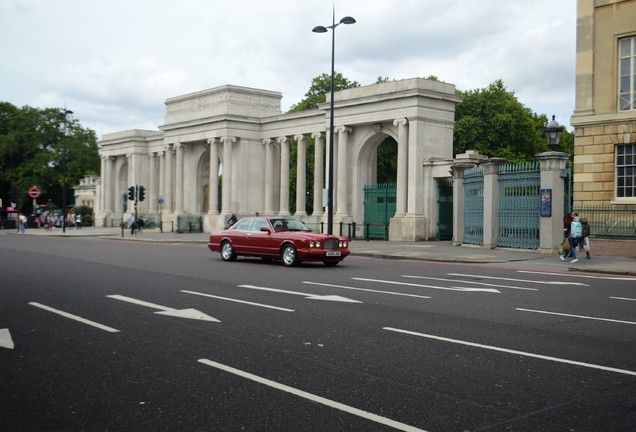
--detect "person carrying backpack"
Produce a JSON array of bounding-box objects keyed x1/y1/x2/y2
[{"x1": 561, "y1": 213, "x2": 583, "y2": 263}]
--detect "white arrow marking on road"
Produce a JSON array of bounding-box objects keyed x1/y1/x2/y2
[
  {"x1": 402, "y1": 275, "x2": 537, "y2": 291},
  {"x1": 447, "y1": 273, "x2": 589, "y2": 286},
  {"x1": 0, "y1": 328, "x2": 15, "y2": 349},
  {"x1": 237, "y1": 285, "x2": 362, "y2": 303},
  {"x1": 106, "y1": 295, "x2": 220, "y2": 322},
  {"x1": 303, "y1": 281, "x2": 431, "y2": 299},
  {"x1": 352, "y1": 278, "x2": 501, "y2": 293},
  {"x1": 181, "y1": 290, "x2": 295, "y2": 312}
]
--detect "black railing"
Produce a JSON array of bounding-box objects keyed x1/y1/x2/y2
[{"x1": 575, "y1": 206, "x2": 636, "y2": 239}]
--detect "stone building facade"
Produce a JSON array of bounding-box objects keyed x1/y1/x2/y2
[
  {"x1": 96, "y1": 78, "x2": 462, "y2": 240},
  {"x1": 571, "y1": 0, "x2": 636, "y2": 208}
]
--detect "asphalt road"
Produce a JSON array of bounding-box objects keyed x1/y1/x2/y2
[{"x1": 1, "y1": 234, "x2": 635, "y2": 431}]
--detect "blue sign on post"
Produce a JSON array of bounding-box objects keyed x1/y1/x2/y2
[
  {"x1": 540, "y1": 188, "x2": 552, "y2": 217},
  {"x1": 158, "y1": 197, "x2": 164, "y2": 205}
]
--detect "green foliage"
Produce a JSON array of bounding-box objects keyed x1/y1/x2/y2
[
  {"x1": 453, "y1": 80, "x2": 549, "y2": 162},
  {"x1": 288, "y1": 72, "x2": 361, "y2": 113},
  {"x1": 71, "y1": 205, "x2": 94, "y2": 226},
  {"x1": 0, "y1": 102, "x2": 100, "y2": 211}
]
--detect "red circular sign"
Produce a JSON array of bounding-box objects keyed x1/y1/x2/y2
[{"x1": 28, "y1": 186, "x2": 41, "y2": 199}]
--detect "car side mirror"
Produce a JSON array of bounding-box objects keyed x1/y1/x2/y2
[{"x1": 260, "y1": 227, "x2": 271, "y2": 234}]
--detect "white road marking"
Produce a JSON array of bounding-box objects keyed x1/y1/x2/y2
[
  {"x1": 0, "y1": 328, "x2": 15, "y2": 349},
  {"x1": 238, "y1": 285, "x2": 362, "y2": 303},
  {"x1": 402, "y1": 275, "x2": 536, "y2": 291},
  {"x1": 515, "y1": 307, "x2": 636, "y2": 325},
  {"x1": 106, "y1": 294, "x2": 220, "y2": 322},
  {"x1": 447, "y1": 273, "x2": 588, "y2": 286},
  {"x1": 610, "y1": 296, "x2": 636, "y2": 302},
  {"x1": 181, "y1": 290, "x2": 295, "y2": 312},
  {"x1": 383, "y1": 327, "x2": 636, "y2": 377},
  {"x1": 302, "y1": 281, "x2": 431, "y2": 299},
  {"x1": 29, "y1": 302, "x2": 120, "y2": 333},
  {"x1": 198, "y1": 358, "x2": 428, "y2": 432},
  {"x1": 518, "y1": 270, "x2": 636, "y2": 281},
  {"x1": 353, "y1": 278, "x2": 500, "y2": 293}
]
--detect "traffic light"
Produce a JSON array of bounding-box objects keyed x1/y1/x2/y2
[
  {"x1": 138, "y1": 186, "x2": 146, "y2": 202},
  {"x1": 128, "y1": 186, "x2": 136, "y2": 201}
]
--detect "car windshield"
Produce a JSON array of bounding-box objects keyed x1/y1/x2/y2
[{"x1": 270, "y1": 218, "x2": 312, "y2": 232}]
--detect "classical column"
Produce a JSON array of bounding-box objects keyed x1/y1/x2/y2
[
  {"x1": 164, "y1": 144, "x2": 174, "y2": 213},
  {"x1": 335, "y1": 126, "x2": 351, "y2": 216},
  {"x1": 207, "y1": 138, "x2": 220, "y2": 215},
  {"x1": 263, "y1": 138, "x2": 275, "y2": 214},
  {"x1": 100, "y1": 156, "x2": 109, "y2": 213},
  {"x1": 158, "y1": 150, "x2": 165, "y2": 212},
  {"x1": 221, "y1": 136, "x2": 236, "y2": 214},
  {"x1": 174, "y1": 143, "x2": 185, "y2": 214},
  {"x1": 295, "y1": 134, "x2": 307, "y2": 216},
  {"x1": 148, "y1": 153, "x2": 158, "y2": 212},
  {"x1": 312, "y1": 132, "x2": 324, "y2": 216},
  {"x1": 278, "y1": 136, "x2": 290, "y2": 215},
  {"x1": 394, "y1": 118, "x2": 409, "y2": 216}
]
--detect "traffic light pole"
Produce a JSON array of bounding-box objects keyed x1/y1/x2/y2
[{"x1": 127, "y1": 185, "x2": 146, "y2": 235}]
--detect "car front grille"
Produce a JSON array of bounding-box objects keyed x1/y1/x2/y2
[{"x1": 324, "y1": 238, "x2": 338, "y2": 249}]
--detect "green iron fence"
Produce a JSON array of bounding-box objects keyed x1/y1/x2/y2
[
  {"x1": 497, "y1": 162, "x2": 541, "y2": 249},
  {"x1": 437, "y1": 177, "x2": 453, "y2": 240},
  {"x1": 363, "y1": 183, "x2": 396, "y2": 239},
  {"x1": 574, "y1": 205, "x2": 636, "y2": 239},
  {"x1": 463, "y1": 167, "x2": 483, "y2": 245}
]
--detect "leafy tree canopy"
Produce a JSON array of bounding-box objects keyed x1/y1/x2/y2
[
  {"x1": 0, "y1": 102, "x2": 99, "y2": 211},
  {"x1": 288, "y1": 72, "x2": 361, "y2": 112},
  {"x1": 453, "y1": 79, "x2": 570, "y2": 162}
]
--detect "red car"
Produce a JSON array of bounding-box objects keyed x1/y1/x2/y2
[{"x1": 208, "y1": 216, "x2": 350, "y2": 266}]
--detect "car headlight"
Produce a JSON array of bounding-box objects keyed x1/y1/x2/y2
[
  {"x1": 339, "y1": 240, "x2": 348, "y2": 248},
  {"x1": 309, "y1": 241, "x2": 321, "y2": 248}
]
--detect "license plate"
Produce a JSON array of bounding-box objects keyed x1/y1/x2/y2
[{"x1": 326, "y1": 251, "x2": 341, "y2": 257}]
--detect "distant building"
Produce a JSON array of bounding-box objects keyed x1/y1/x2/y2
[
  {"x1": 74, "y1": 175, "x2": 98, "y2": 208},
  {"x1": 571, "y1": 0, "x2": 636, "y2": 208}
]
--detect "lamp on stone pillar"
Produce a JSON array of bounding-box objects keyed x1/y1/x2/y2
[
  {"x1": 313, "y1": 9, "x2": 355, "y2": 234},
  {"x1": 544, "y1": 115, "x2": 564, "y2": 149}
]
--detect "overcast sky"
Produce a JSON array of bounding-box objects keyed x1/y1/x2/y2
[{"x1": 0, "y1": 0, "x2": 576, "y2": 139}]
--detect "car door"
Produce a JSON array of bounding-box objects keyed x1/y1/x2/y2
[
  {"x1": 229, "y1": 218, "x2": 252, "y2": 253},
  {"x1": 244, "y1": 218, "x2": 276, "y2": 257}
]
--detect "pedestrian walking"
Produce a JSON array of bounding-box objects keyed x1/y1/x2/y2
[
  {"x1": 580, "y1": 216, "x2": 591, "y2": 259},
  {"x1": 18, "y1": 213, "x2": 27, "y2": 234},
  {"x1": 561, "y1": 213, "x2": 583, "y2": 263},
  {"x1": 75, "y1": 213, "x2": 82, "y2": 230},
  {"x1": 128, "y1": 213, "x2": 136, "y2": 235}
]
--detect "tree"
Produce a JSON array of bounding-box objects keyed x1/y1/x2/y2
[
  {"x1": 288, "y1": 72, "x2": 361, "y2": 113},
  {"x1": 453, "y1": 80, "x2": 550, "y2": 162},
  {"x1": 0, "y1": 102, "x2": 99, "y2": 212}
]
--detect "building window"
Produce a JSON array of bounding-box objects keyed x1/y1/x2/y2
[
  {"x1": 619, "y1": 36, "x2": 636, "y2": 111},
  {"x1": 617, "y1": 144, "x2": 636, "y2": 198}
]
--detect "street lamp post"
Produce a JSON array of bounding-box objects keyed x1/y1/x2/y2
[
  {"x1": 313, "y1": 11, "x2": 355, "y2": 235},
  {"x1": 58, "y1": 108, "x2": 73, "y2": 233}
]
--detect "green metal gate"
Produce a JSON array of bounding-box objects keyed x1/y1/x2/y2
[
  {"x1": 464, "y1": 167, "x2": 484, "y2": 245},
  {"x1": 437, "y1": 178, "x2": 453, "y2": 240},
  {"x1": 497, "y1": 162, "x2": 540, "y2": 249},
  {"x1": 363, "y1": 183, "x2": 396, "y2": 239}
]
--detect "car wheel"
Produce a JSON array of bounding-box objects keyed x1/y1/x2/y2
[
  {"x1": 221, "y1": 241, "x2": 237, "y2": 262},
  {"x1": 323, "y1": 261, "x2": 339, "y2": 267},
  {"x1": 281, "y1": 244, "x2": 299, "y2": 267}
]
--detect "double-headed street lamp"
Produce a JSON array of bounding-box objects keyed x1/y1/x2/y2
[{"x1": 313, "y1": 12, "x2": 355, "y2": 235}]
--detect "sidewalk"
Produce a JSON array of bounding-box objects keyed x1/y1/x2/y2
[{"x1": 6, "y1": 226, "x2": 636, "y2": 276}]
